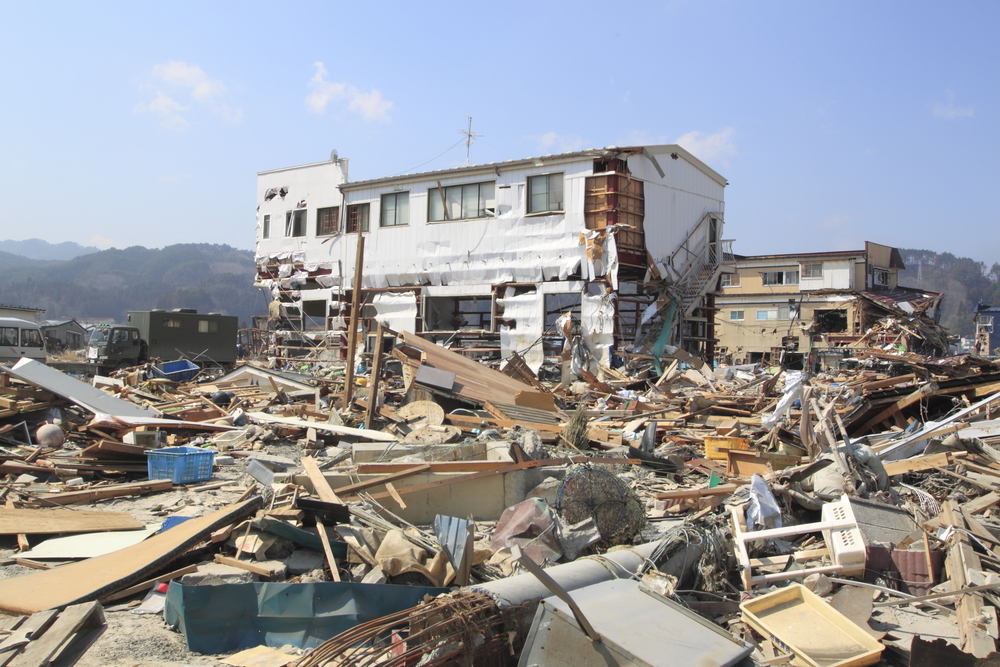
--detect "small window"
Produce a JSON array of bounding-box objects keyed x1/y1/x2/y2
[
  {"x1": 757, "y1": 309, "x2": 778, "y2": 321},
  {"x1": 380, "y1": 193, "x2": 409, "y2": 227},
  {"x1": 0, "y1": 327, "x2": 16, "y2": 345},
  {"x1": 802, "y1": 262, "x2": 823, "y2": 279},
  {"x1": 262, "y1": 214, "x2": 270, "y2": 239},
  {"x1": 285, "y1": 209, "x2": 306, "y2": 237},
  {"x1": 428, "y1": 182, "x2": 496, "y2": 221},
  {"x1": 347, "y1": 203, "x2": 370, "y2": 233},
  {"x1": 131, "y1": 330, "x2": 139, "y2": 343},
  {"x1": 163, "y1": 318, "x2": 183, "y2": 328},
  {"x1": 315, "y1": 207, "x2": 339, "y2": 236},
  {"x1": 111, "y1": 329, "x2": 129, "y2": 344},
  {"x1": 198, "y1": 320, "x2": 219, "y2": 333},
  {"x1": 527, "y1": 173, "x2": 564, "y2": 214},
  {"x1": 873, "y1": 268, "x2": 890, "y2": 287},
  {"x1": 21, "y1": 328, "x2": 42, "y2": 348},
  {"x1": 729, "y1": 310, "x2": 745, "y2": 321},
  {"x1": 720, "y1": 273, "x2": 741, "y2": 288}
]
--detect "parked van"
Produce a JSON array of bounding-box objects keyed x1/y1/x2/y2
[{"x1": 0, "y1": 318, "x2": 46, "y2": 365}]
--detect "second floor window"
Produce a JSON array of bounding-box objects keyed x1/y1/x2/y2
[
  {"x1": 262, "y1": 214, "x2": 270, "y2": 239},
  {"x1": 721, "y1": 272, "x2": 741, "y2": 288},
  {"x1": 316, "y1": 206, "x2": 340, "y2": 236},
  {"x1": 380, "y1": 192, "x2": 409, "y2": 227},
  {"x1": 761, "y1": 270, "x2": 799, "y2": 286},
  {"x1": 527, "y1": 173, "x2": 564, "y2": 214},
  {"x1": 347, "y1": 203, "x2": 370, "y2": 233},
  {"x1": 285, "y1": 209, "x2": 306, "y2": 237},
  {"x1": 802, "y1": 262, "x2": 823, "y2": 278},
  {"x1": 428, "y1": 182, "x2": 495, "y2": 221}
]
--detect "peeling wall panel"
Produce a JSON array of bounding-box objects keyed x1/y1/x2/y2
[{"x1": 372, "y1": 292, "x2": 418, "y2": 333}]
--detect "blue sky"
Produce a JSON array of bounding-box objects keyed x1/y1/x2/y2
[{"x1": 3, "y1": 1, "x2": 996, "y2": 265}]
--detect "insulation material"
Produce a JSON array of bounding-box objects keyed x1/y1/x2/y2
[
  {"x1": 580, "y1": 230, "x2": 607, "y2": 281},
  {"x1": 372, "y1": 292, "x2": 417, "y2": 333},
  {"x1": 581, "y1": 292, "x2": 615, "y2": 369},
  {"x1": 498, "y1": 288, "x2": 544, "y2": 373},
  {"x1": 357, "y1": 207, "x2": 583, "y2": 289}
]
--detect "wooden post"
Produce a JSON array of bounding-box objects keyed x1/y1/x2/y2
[
  {"x1": 342, "y1": 235, "x2": 366, "y2": 407},
  {"x1": 364, "y1": 321, "x2": 386, "y2": 431}
]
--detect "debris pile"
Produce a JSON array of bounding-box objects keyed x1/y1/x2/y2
[{"x1": 3, "y1": 330, "x2": 1000, "y2": 666}]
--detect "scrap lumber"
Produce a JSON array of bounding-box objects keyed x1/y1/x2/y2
[
  {"x1": 246, "y1": 412, "x2": 396, "y2": 441},
  {"x1": 20, "y1": 479, "x2": 173, "y2": 507},
  {"x1": 0, "y1": 497, "x2": 261, "y2": 615},
  {"x1": 941, "y1": 499, "x2": 997, "y2": 657},
  {"x1": 0, "y1": 601, "x2": 106, "y2": 667},
  {"x1": 0, "y1": 508, "x2": 144, "y2": 535},
  {"x1": 856, "y1": 382, "x2": 940, "y2": 435},
  {"x1": 881, "y1": 452, "x2": 967, "y2": 476},
  {"x1": 301, "y1": 457, "x2": 344, "y2": 504},
  {"x1": 100, "y1": 563, "x2": 199, "y2": 603},
  {"x1": 213, "y1": 554, "x2": 285, "y2": 579},
  {"x1": 314, "y1": 522, "x2": 341, "y2": 582},
  {"x1": 363, "y1": 321, "x2": 387, "y2": 431},
  {"x1": 396, "y1": 331, "x2": 537, "y2": 406},
  {"x1": 332, "y1": 464, "x2": 430, "y2": 496},
  {"x1": 654, "y1": 484, "x2": 741, "y2": 501}
]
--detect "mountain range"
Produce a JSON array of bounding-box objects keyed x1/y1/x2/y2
[
  {"x1": 0, "y1": 242, "x2": 263, "y2": 327},
  {"x1": 0, "y1": 240, "x2": 995, "y2": 340}
]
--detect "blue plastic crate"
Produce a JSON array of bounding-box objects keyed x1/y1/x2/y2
[{"x1": 146, "y1": 446, "x2": 215, "y2": 484}]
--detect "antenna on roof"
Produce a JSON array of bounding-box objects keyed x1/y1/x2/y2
[{"x1": 459, "y1": 116, "x2": 482, "y2": 166}]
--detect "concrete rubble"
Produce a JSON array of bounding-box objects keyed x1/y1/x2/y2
[{"x1": 3, "y1": 334, "x2": 1000, "y2": 666}]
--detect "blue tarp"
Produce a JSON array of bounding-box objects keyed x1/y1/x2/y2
[{"x1": 164, "y1": 581, "x2": 447, "y2": 654}]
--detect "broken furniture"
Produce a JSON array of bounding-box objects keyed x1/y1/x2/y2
[{"x1": 731, "y1": 495, "x2": 865, "y2": 589}]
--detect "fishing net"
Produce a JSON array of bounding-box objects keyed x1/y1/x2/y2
[{"x1": 555, "y1": 464, "x2": 646, "y2": 547}]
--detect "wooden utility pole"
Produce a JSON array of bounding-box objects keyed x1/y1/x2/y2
[
  {"x1": 363, "y1": 321, "x2": 386, "y2": 430},
  {"x1": 342, "y1": 235, "x2": 365, "y2": 407}
]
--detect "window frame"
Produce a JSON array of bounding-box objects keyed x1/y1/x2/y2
[
  {"x1": 316, "y1": 206, "x2": 340, "y2": 237},
  {"x1": 527, "y1": 173, "x2": 564, "y2": 215},
  {"x1": 262, "y1": 214, "x2": 270, "y2": 239},
  {"x1": 729, "y1": 310, "x2": 745, "y2": 321},
  {"x1": 285, "y1": 208, "x2": 307, "y2": 237},
  {"x1": 379, "y1": 192, "x2": 410, "y2": 228},
  {"x1": 346, "y1": 203, "x2": 370, "y2": 234},
  {"x1": 720, "y1": 272, "x2": 741, "y2": 288},
  {"x1": 427, "y1": 181, "x2": 496, "y2": 222},
  {"x1": 760, "y1": 270, "x2": 800, "y2": 286},
  {"x1": 801, "y1": 262, "x2": 823, "y2": 279},
  {"x1": 756, "y1": 309, "x2": 778, "y2": 321},
  {"x1": 197, "y1": 320, "x2": 219, "y2": 334}
]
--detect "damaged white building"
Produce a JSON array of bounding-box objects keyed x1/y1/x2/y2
[{"x1": 254, "y1": 145, "x2": 732, "y2": 378}]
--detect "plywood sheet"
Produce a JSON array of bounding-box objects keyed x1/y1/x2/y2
[
  {"x1": 8, "y1": 358, "x2": 157, "y2": 418},
  {"x1": 0, "y1": 508, "x2": 144, "y2": 535},
  {"x1": 18, "y1": 528, "x2": 156, "y2": 560},
  {"x1": 0, "y1": 497, "x2": 261, "y2": 615}
]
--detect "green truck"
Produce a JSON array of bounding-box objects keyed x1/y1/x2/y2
[{"x1": 86, "y1": 309, "x2": 238, "y2": 373}]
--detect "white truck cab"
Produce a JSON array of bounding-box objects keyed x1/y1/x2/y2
[{"x1": 0, "y1": 318, "x2": 46, "y2": 365}]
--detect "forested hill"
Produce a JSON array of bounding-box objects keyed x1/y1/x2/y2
[
  {"x1": 0, "y1": 243, "x2": 264, "y2": 327},
  {"x1": 898, "y1": 249, "x2": 1000, "y2": 338}
]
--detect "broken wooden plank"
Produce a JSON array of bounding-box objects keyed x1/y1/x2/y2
[
  {"x1": 99, "y1": 563, "x2": 199, "y2": 603},
  {"x1": 213, "y1": 555, "x2": 285, "y2": 579},
  {"x1": 314, "y1": 522, "x2": 341, "y2": 583},
  {"x1": 301, "y1": 457, "x2": 344, "y2": 505},
  {"x1": 0, "y1": 508, "x2": 144, "y2": 535},
  {"x1": 22, "y1": 479, "x2": 173, "y2": 507},
  {"x1": 654, "y1": 484, "x2": 741, "y2": 501},
  {"x1": 332, "y1": 465, "x2": 430, "y2": 496},
  {"x1": 882, "y1": 452, "x2": 965, "y2": 477},
  {"x1": 0, "y1": 498, "x2": 261, "y2": 615},
  {"x1": 942, "y1": 500, "x2": 997, "y2": 657}
]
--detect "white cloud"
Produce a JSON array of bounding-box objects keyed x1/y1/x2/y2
[
  {"x1": 529, "y1": 131, "x2": 587, "y2": 153},
  {"x1": 135, "y1": 61, "x2": 242, "y2": 131},
  {"x1": 932, "y1": 89, "x2": 974, "y2": 119},
  {"x1": 152, "y1": 61, "x2": 226, "y2": 101},
  {"x1": 674, "y1": 127, "x2": 737, "y2": 163},
  {"x1": 156, "y1": 173, "x2": 190, "y2": 184},
  {"x1": 306, "y1": 62, "x2": 392, "y2": 121}
]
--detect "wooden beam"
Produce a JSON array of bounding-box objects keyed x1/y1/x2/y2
[
  {"x1": 213, "y1": 555, "x2": 284, "y2": 579},
  {"x1": 314, "y1": 522, "x2": 341, "y2": 582},
  {"x1": 100, "y1": 564, "x2": 198, "y2": 603},
  {"x1": 333, "y1": 464, "x2": 430, "y2": 496},
  {"x1": 341, "y1": 234, "x2": 366, "y2": 407},
  {"x1": 22, "y1": 480, "x2": 173, "y2": 507},
  {"x1": 882, "y1": 452, "x2": 964, "y2": 477},
  {"x1": 856, "y1": 382, "x2": 939, "y2": 435},
  {"x1": 942, "y1": 500, "x2": 997, "y2": 657},
  {"x1": 301, "y1": 456, "x2": 344, "y2": 504},
  {"x1": 363, "y1": 321, "x2": 386, "y2": 431}
]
